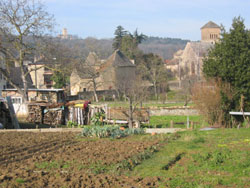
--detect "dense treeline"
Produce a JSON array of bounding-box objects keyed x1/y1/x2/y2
[
  {"x1": 59, "y1": 36, "x2": 189, "y2": 60},
  {"x1": 139, "y1": 36, "x2": 189, "y2": 59}
]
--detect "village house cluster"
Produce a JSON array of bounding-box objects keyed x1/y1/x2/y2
[{"x1": 0, "y1": 21, "x2": 221, "y2": 115}]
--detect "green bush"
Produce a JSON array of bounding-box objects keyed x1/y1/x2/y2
[{"x1": 81, "y1": 125, "x2": 145, "y2": 139}]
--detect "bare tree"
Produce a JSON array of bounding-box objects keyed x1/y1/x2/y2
[
  {"x1": 81, "y1": 65, "x2": 100, "y2": 102},
  {"x1": 40, "y1": 38, "x2": 80, "y2": 90},
  {"x1": 116, "y1": 75, "x2": 148, "y2": 128},
  {"x1": 0, "y1": 0, "x2": 54, "y2": 102},
  {"x1": 76, "y1": 52, "x2": 102, "y2": 102}
]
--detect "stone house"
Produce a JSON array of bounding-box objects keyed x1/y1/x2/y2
[
  {"x1": 28, "y1": 57, "x2": 56, "y2": 89},
  {"x1": 70, "y1": 50, "x2": 136, "y2": 95},
  {"x1": 70, "y1": 52, "x2": 103, "y2": 95}
]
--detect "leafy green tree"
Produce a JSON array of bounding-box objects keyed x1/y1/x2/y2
[
  {"x1": 203, "y1": 17, "x2": 250, "y2": 126},
  {"x1": 112, "y1": 26, "x2": 146, "y2": 60},
  {"x1": 138, "y1": 53, "x2": 169, "y2": 99},
  {"x1": 120, "y1": 30, "x2": 146, "y2": 60},
  {"x1": 132, "y1": 29, "x2": 147, "y2": 46},
  {"x1": 51, "y1": 71, "x2": 69, "y2": 89}
]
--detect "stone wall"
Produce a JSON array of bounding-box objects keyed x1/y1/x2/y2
[{"x1": 149, "y1": 106, "x2": 199, "y2": 116}]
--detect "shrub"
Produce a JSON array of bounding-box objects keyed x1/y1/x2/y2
[{"x1": 192, "y1": 80, "x2": 233, "y2": 127}]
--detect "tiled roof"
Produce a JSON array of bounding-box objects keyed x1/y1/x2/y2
[
  {"x1": 189, "y1": 42, "x2": 214, "y2": 57},
  {"x1": 105, "y1": 50, "x2": 135, "y2": 67},
  {"x1": 99, "y1": 50, "x2": 135, "y2": 72},
  {"x1": 85, "y1": 52, "x2": 101, "y2": 65},
  {"x1": 201, "y1": 21, "x2": 220, "y2": 29},
  {"x1": 7, "y1": 66, "x2": 34, "y2": 88}
]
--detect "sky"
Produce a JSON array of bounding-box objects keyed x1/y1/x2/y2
[{"x1": 43, "y1": 0, "x2": 250, "y2": 41}]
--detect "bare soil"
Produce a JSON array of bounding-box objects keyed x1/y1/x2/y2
[{"x1": 0, "y1": 132, "x2": 163, "y2": 187}]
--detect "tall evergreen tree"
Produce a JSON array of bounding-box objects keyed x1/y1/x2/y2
[
  {"x1": 203, "y1": 17, "x2": 250, "y2": 126},
  {"x1": 112, "y1": 25, "x2": 127, "y2": 50}
]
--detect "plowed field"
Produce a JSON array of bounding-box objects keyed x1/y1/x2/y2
[{"x1": 0, "y1": 132, "x2": 165, "y2": 187}]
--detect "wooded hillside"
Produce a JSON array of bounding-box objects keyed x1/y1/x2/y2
[{"x1": 61, "y1": 36, "x2": 189, "y2": 60}]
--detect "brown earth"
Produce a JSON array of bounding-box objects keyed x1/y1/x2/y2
[{"x1": 0, "y1": 132, "x2": 164, "y2": 187}]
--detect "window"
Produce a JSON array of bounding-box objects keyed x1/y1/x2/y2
[
  {"x1": 11, "y1": 97, "x2": 22, "y2": 104},
  {"x1": 44, "y1": 74, "x2": 53, "y2": 87}
]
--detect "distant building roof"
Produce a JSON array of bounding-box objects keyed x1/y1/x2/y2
[
  {"x1": 167, "y1": 59, "x2": 178, "y2": 66},
  {"x1": 189, "y1": 42, "x2": 214, "y2": 57},
  {"x1": 165, "y1": 59, "x2": 171, "y2": 64},
  {"x1": 72, "y1": 52, "x2": 102, "y2": 80},
  {"x1": 7, "y1": 66, "x2": 34, "y2": 89},
  {"x1": 72, "y1": 66, "x2": 93, "y2": 80},
  {"x1": 201, "y1": 21, "x2": 220, "y2": 29},
  {"x1": 28, "y1": 56, "x2": 59, "y2": 65},
  {"x1": 72, "y1": 50, "x2": 135, "y2": 80},
  {"x1": 103, "y1": 50, "x2": 135, "y2": 68},
  {"x1": 85, "y1": 52, "x2": 101, "y2": 65}
]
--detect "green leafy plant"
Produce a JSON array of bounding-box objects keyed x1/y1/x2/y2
[
  {"x1": 67, "y1": 121, "x2": 78, "y2": 128},
  {"x1": 81, "y1": 125, "x2": 145, "y2": 139},
  {"x1": 91, "y1": 110, "x2": 105, "y2": 126},
  {"x1": 16, "y1": 178, "x2": 26, "y2": 184}
]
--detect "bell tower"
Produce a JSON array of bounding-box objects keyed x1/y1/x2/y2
[{"x1": 201, "y1": 21, "x2": 220, "y2": 44}]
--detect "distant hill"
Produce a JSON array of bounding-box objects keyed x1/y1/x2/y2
[
  {"x1": 139, "y1": 37, "x2": 190, "y2": 59},
  {"x1": 60, "y1": 36, "x2": 189, "y2": 60}
]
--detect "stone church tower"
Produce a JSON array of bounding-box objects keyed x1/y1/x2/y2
[
  {"x1": 167, "y1": 21, "x2": 221, "y2": 84},
  {"x1": 201, "y1": 21, "x2": 220, "y2": 44}
]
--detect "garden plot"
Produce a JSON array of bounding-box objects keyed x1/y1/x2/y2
[{"x1": 0, "y1": 132, "x2": 170, "y2": 187}]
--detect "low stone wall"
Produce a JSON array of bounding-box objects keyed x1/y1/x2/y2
[
  {"x1": 145, "y1": 128, "x2": 182, "y2": 134},
  {"x1": 149, "y1": 106, "x2": 199, "y2": 116}
]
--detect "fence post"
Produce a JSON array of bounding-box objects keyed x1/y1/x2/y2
[{"x1": 170, "y1": 120, "x2": 174, "y2": 128}]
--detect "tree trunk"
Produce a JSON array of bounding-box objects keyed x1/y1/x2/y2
[
  {"x1": 19, "y1": 50, "x2": 29, "y2": 103},
  {"x1": 153, "y1": 82, "x2": 158, "y2": 100},
  {"x1": 92, "y1": 79, "x2": 99, "y2": 102},
  {"x1": 128, "y1": 97, "x2": 133, "y2": 129}
]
